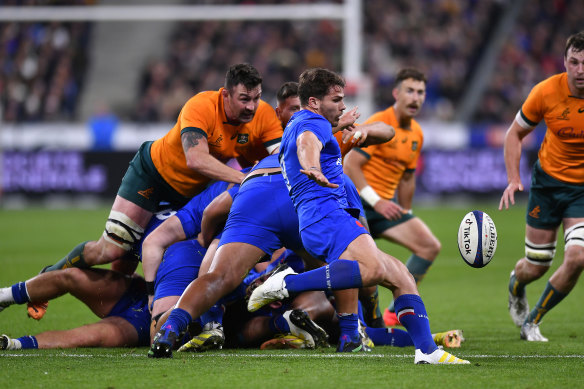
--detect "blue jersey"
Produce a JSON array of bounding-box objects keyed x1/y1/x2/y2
[{"x1": 279, "y1": 110, "x2": 348, "y2": 230}]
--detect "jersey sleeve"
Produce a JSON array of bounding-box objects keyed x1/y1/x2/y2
[
  {"x1": 180, "y1": 94, "x2": 216, "y2": 138},
  {"x1": 254, "y1": 102, "x2": 284, "y2": 149},
  {"x1": 519, "y1": 82, "x2": 545, "y2": 127}
]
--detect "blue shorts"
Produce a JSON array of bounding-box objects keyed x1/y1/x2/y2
[
  {"x1": 153, "y1": 240, "x2": 205, "y2": 302},
  {"x1": 219, "y1": 175, "x2": 303, "y2": 254},
  {"x1": 301, "y1": 208, "x2": 369, "y2": 263},
  {"x1": 107, "y1": 277, "x2": 151, "y2": 346}
]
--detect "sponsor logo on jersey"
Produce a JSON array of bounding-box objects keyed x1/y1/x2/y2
[
  {"x1": 557, "y1": 127, "x2": 584, "y2": 139},
  {"x1": 529, "y1": 205, "x2": 541, "y2": 219},
  {"x1": 237, "y1": 134, "x2": 249, "y2": 144},
  {"x1": 411, "y1": 141, "x2": 419, "y2": 151},
  {"x1": 578, "y1": 107, "x2": 584, "y2": 113},
  {"x1": 138, "y1": 187, "x2": 154, "y2": 199}
]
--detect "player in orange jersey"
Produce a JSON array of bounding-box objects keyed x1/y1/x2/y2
[
  {"x1": 344, "y1": 68, "x2": 441, "y2": 327},
  {"x1": 500, "y1": 31, "x2": 584, "y2": 342},
  {"x1": 39, "y1": 64, "x2": 283, "y2": 289}
]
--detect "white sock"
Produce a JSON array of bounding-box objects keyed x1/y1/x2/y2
[
  {"x1": 3, "y1": 336, "x2": 22, "y2": 350},
  {"x1": 0, "y1": 287, "x2": 15, "y2": 307}
]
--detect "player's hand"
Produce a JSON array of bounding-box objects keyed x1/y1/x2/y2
[
  {"x1": 374, "y1": 198, "x2": 404, "y2": 221},
  {"x1": 341, "y1": 126, "x2": 367, "y2": 146},
  {"x1": 300, "y1": 168, "x2": 339, "y2": 188},
  {"x1": 336, "y1": 107, "x2": 361, "y2": 131},
  {"x1": 499, "y1": 181, "x2": 523, "y2": 210}
]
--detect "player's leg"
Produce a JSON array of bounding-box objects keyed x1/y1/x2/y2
[
  {"x1": 521, "y1": 218, "x2": 584, "y2": 341},
  {"x1": 0, "y1": 268, "x2": 130, "y2": 318},
  {"x1": 508, "y1": 224, "x2": 558, "y2": 328},
  {"x1": 149, "y1": 242, "x2": 265, "y2": 358},
  {"x1": 378, "y1": 217, "x2": 441, "y2": 325},
  {"x1": 43, "y1": 196, "x2": 153, "y2": 272},
  {"x1": 2, "y1": 317, "x2": 140, "y2": 350}
]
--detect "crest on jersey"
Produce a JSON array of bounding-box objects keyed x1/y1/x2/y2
[
  {"x1": 411, "y1": 141, "x2": 418, "y2": 151},
  {"x1": 237, "y1": 134, "x2": 249, "y2": 144}
]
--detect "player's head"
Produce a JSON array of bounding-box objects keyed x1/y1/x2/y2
[
  {"x1": 564, "y1": 31, "x2": 584, "y2": 95},
  {"x1": 276, "y1": 82, "x2": 301, "y2": 127},
  {"x1": 299, "y1": 68, "x2": 346, "y2": 127},
  {"x1": 392, "y1": 67, "x2": 427, "y2": 119},
  {"x1": 223, "y1": 63, "x2": 263, "y2": 123}
]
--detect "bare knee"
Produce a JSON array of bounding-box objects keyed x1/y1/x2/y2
[
  {"x1": 85, "y1": 240, "x2": 127, "y2": 266},
  {"x1": 516, "y1": 259, "x2": 549, "y2": 281},
  {"x1": 563, "y1": 247, "x2": 584, "y2": 273}
]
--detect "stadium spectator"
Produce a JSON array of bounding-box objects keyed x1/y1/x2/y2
[
  {"x1": 500, "y1": 31, "x2": 584, "y2": 342},
  {"x1": 344, "y1": 68, "x2": 441, "y2": 327},
  {"x1": 39, "y1": 64, "x2": 282, "y2": 288}
]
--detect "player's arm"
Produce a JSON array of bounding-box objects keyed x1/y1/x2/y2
[
  {"x1": 499, "y1": 118, "x2": 534, "y2": 210},
  {"x1": 343, "y1": 149, "x2": 403, "y2": 221},
  {"x1": 396, "y1": 170, "x2": 415, "y2": 212},
  {"x1": 181, "y1": 130, "x2": 245, "y2": 184},
  {"x1": 142, "y1": 216, "x2": 187, "y2": 304},
  {"x1": 199, "y1": 191, "x2": 235, "y2": 248},
  {"x1": 297, "y1": 131, "x2": 338, "y2": 188},
  {"x1": 340, "y1": 122, "x2": 395, "y2": 147}
]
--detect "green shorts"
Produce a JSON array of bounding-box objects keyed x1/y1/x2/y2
[
  {"x1": 526, "y1": 160, "x2": 584, "y2": 229},
  {"x1": 117, "y1": 141, "x2": 191, "y2": 212},
  {"x1": 362, "y1": 199, "x2": 414, "y2": 237}
]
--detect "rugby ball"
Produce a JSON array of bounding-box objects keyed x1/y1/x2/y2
[{"x1": 457, "y1": 210, "x2": 497, "y2": 268}]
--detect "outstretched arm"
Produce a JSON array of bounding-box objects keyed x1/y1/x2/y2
[{"x1": 181, "y1": 131, "x2": 245, "y2": 184}]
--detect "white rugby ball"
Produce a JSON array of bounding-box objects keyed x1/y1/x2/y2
[{"x1": 457, "y1": 210, "x2": 497, "y2": 268}]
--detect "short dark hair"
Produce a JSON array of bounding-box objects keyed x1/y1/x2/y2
[
  {"x1": 565, "y1": 31, "x2": 584, "y2": 57},
  {"x1": 394, "y1": 68, "x2": 427, "y2": 87},
  {"x1": 298, "y1": 68, "x2": 345, "y2": 106},
  {"x1": 224, "y1": 63, "x2": 262, "y2": 91},
  {"x1": 277, "y1": 82, "x2": 299, "y2": 104}
]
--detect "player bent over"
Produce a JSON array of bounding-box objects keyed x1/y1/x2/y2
[{"x1": 249, "y1": 68, "x2": 469, "y2": 364}]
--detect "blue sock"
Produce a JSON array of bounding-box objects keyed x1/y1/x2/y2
[
  {"x1": 366, "y1": 327, "x2": 413, "y2": 347},
  {"x1": 11, "y1": 282, "x2": 30, "y2": 304},
  {"x1": 338, "y1": 313, "x2": 360, "y2": 342},
  {"x1": 394, "y1": 294, "x2": 437, "y2": 354},
  {"x1": 357, "y1": 301, "x2": 365, "y2": 323},
  {"x1": 200, "y1": 304, "x2": 224, "y2": 327},
  {"x1": 268, "y1": 314, "x2": 290, "y2": 334},
  {"x1": 285, "y1": 259, "x2": 362, "y2": 293},
  {"x1": 17, "y1": 336, "x2": 38, "y2": 349},
  {"x1": 162, "y1": 308, "x2": 192, "y2": 335}
]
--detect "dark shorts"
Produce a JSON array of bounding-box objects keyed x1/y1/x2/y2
[
  {"x1": 153, "y1": 240, "x2": 205, "y2": 302},
  {"x1": 527, "y1": 160, "x2": 584, "y2": 229},
  {"x1": 218, "y1": 175, "x2": 303, "y2": 254},
  {"x1": 117, "y1": 141, "x2": 191, "y2": 212},
  {"x1": 107, "y1": 277, "x2": 151, "y2": 347},
  {"x1": 362, "y1": 200, "x2": 414, "y2": 237},
  {"x1": 301, "y1": 208, "x2": 369, "y2": 263}
]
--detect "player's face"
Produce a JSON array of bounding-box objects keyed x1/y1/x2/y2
[
  {"x1": 393, "y1": 78, "x2": 426, "y2": 118},
  {"x1": 276, "y1": 96, "x2": 301, "y2": 128},
  {"x1": 319, "y1": 85, "x2": 346, "y2": 127},
  {"x1": 565, "y1": 47, "x2": 584, "y2": 96},
  {"x1": 223, "y1": 84, "x2": 262, "y2": 123}
]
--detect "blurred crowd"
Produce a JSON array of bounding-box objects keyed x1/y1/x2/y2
[{"x1": 0, "y1": 0, "x2": 582, "y2": 124}]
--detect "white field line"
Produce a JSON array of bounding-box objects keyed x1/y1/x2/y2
[{"x1": 1, "y1": 353, "x2": 584, "y2": 359}]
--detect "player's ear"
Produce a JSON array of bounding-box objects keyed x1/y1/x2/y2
[
  {"x1": 308, "y1": 96, "x2": 320, "y2": 110},
  {"x1": 392, "y1": 87, "x2": 399, "y2": 101},
  {"x1": 222, "y1": 88, "x2": 230, "y2": 99}
]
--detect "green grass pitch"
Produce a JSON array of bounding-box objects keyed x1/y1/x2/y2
[{"x1": 1, "y1": 204, "x2": 583, "y2": 388}]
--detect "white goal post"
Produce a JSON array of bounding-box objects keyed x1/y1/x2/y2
[{"x1": 0, "y1": 1, "x2": 372, "y2": 116}]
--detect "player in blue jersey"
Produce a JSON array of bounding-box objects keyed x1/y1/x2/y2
[
  {"x1": 0, "y1": 267, "x2": 150, "y2": 350},
  {"x1": 248, "y1": 68, "x2": 469, "y2": 364}
]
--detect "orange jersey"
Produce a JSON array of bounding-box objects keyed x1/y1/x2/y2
[
  {"x1": 354, "y1": 106, "x2": 423, "y2": 199},
  {"x1": 519, "y1": 73, "x2": 584, "y2": 184},
  {"x1": 150, "y1": 88, "x2": 282, "y2": 197},
  {"x1": 334, "y1": 131, "x2": 358, "y2": 158}
]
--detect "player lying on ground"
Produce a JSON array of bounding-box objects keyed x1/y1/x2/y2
[{"x1": 0, "y1": 264, "x2": 150, "y2": 350}]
